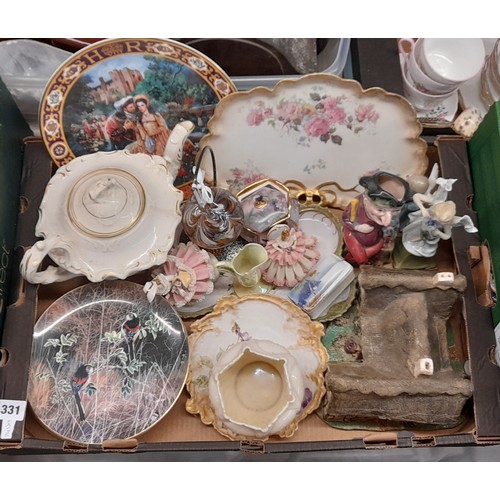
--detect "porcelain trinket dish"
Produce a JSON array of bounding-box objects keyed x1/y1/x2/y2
[{"x1": 208, "y1": 339, "x2": 305, "y2": 438}]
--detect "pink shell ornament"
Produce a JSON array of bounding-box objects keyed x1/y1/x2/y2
[
  {"x1": 261, "y1": 225, "x2": 320, "y2": 288},
  {"x1": 144, "y1": 242, "x2": 218, "y2": 308}
]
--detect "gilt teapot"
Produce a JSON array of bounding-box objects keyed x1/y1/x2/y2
[{"x1": 20, "y1": 121, "x2": 195, "y2": 285}]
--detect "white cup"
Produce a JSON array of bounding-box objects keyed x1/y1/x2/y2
[
  {"x1": 399, "y1": 38, "x2": 459, "y2": 95},
  {"x1": 419, "y1": 38, "x2": 485, "y2": 85},
  {"x1": 400, "y1": 53, "x2": 457, "y2": 111}
]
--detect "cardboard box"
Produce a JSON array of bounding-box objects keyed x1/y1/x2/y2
[
  {"x1": 0, "y1": 77, "x2": 33, "y2": 334},
  {"x1": 2, "y1": 135, "x2": 500, "y2": 458}
]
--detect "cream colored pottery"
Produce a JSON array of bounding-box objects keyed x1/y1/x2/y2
[
  {"x1": 208, "y1": 339, "x2": 304, "y2": 438},
  {"x1": 186, "y1": 294, "x2": 328, "y2": 441},
  {"x1": 200, "y1": 73, "x2": 428, "y2": 209}
]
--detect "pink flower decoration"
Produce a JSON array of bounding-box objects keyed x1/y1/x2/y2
[
  {"x1": 144, "y1": 242, "x2": 217, "y2": 307},
  {"x1": 247, "y1": 109, "x2": 265, "y2": 126},
  {"x1": 322, "y1": 97, "x2": 347, "y2": 124},
  {"x1": 276, "y1": 101, "x2": 300, "y2": 121},
  {"x1": 261, "y1": 227, "x2": 320, "y2": 288},
  {"x1": 304, "y1": 117, "x2": 330, "y2": 137},
  {"x1": 355, "y1": 104, "x2": 379, "y2": 123}
]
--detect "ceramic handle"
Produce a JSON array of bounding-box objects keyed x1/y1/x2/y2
[
  {"x1": 20, "y1": 237, "x2": 80, "y2": 285},
  {"x1": 398, "y1": 38, "x2": 415, "y2": 59},
  {"x1": 215, "y1": 261, "x2": 235, "y2": 277}
]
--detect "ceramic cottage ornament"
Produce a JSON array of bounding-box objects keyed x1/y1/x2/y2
[
  {"x1": 144, "y1": 242, "x2": 218, "y2": 308},
  {"x1": 182, "y1": 146, "x2": 244, "y2": 250},
  {"x1": 261, "y1": 225, "x2": 320, "y2": 288}
]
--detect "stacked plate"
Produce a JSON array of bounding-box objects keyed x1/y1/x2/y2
[{"x1": 480, "y1": 39, "x2": 500, "y2": 108}]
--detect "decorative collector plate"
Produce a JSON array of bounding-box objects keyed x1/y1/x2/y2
[
  {"x1": 28, "y1": 281, "x2": 189, "y2": 445},
  {"x1": 199, "y1": 73, "x2": 428, "y2": 208},
  {"x1": 186, "y1": 294, "x2": 328, "y2": 441},
  {"x1": 39, "y1": 38, "x2": 236, "y2": 191}
]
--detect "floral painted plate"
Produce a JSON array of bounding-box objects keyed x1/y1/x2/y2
[
  {"x1": 39, "y1": 38, "x2": 236, "y2": 193},
  {"x1": 186, "y1": 294, "x2": 328, "y2": 441},
  {"x1": 199, "y1": 73, "x2": 428, "y2": 208},
  {"x1": 298, "y1": 206, "x2": 343, "y2": 257},
  {"x1": 28, "y1": 280, "x2": 189, "y2": 445}
]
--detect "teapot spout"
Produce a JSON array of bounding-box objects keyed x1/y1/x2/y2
[{"x1": 163, "y1": 120, "x2": 195, "y2": 178}]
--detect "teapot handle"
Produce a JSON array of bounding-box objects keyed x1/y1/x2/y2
[{"x1": 20, "y1": 237, "x2": 79, "y2": 285}]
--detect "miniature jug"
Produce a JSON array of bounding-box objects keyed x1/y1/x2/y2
[{"x1": 216, "y1": 243, "x2": 271, "y2": 296}]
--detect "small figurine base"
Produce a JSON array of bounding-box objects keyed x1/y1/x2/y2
[{"x1": 391, "y1": 237, "x2": 437, "y2": 270}]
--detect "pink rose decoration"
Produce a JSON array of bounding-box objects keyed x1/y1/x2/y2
[
  {"x1": 322, "y1": 97, "x2": 347, "y2": 124},
  {"x1": 277, "y1": 101, "x2": 305, "y2": 123},
  {"x1": 247, "y1": 109, "x2": 265, "y2": 126},
  {"x1": 304, "y1": 117, "x2": 330, "y2": 137},
  {"x1": 355, "y1": 104, "x2": 379, "y2": 123}
]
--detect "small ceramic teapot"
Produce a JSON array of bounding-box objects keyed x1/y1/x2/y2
[{"x1": 20, "y1": 121, "x2": 195, "y2": 285}]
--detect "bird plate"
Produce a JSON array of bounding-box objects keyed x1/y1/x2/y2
[{"x1": 28, "y1": 280, "x2": 189, "y2": 445}]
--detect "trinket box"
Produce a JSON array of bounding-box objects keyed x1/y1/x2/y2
[
  {"x1": 236, "y1": 178, "x2": 299, "y2": 244},
  {"x1": 288, "y1": 254, "x2": 355, "y2": 320}
]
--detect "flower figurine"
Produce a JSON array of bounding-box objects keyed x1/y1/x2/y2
[
  {"x1": 144, "y1": 242, "x2": 218, "y2": 307},
  {"x1": 261, "y1": 225, "x2": 320, "y2": 288}
]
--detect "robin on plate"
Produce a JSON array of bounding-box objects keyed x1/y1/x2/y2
[
  {"x1": 71, "y1": 364, "x2": 93, "y2": 421},
  {"x1": 120, "y1": 312, "x2": 141, "y2": 345}
]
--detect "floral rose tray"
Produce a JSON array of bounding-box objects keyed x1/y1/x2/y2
[{"x1": 200, "y1": 73, "x2": 428, "y2": 208}]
